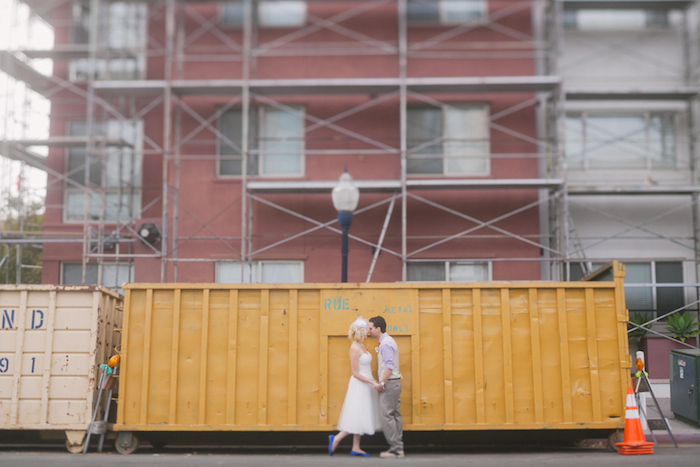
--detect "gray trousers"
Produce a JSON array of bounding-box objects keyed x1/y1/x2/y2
[{"x1": 379, "y1": 380, "x2": 403, "y2": 452}]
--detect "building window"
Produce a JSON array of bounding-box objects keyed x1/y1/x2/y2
[
  {"x1": 216, "y1": 261, "x2": 304, "y2": 283},
  {"x1": 218, "y1": 108, "x2": 258, "y2": 176},
  {"x1": 564, "y1": 9, "x2": 669, "y2": 30},
  {"x1": 69, "y1": 1, "x2": 147, "y2": 81},
  {"x1": 565, "y1": 112, "x2": 676, "y2": 170},
  {"x1": 570, "y1": 261, "x2": 684, "y2": 318},
  {"x1": 406, "y1": 261, "x2": 490, "y2": 282},
  {"x1": 221, "y1": 1, "x2": 307, "y2": 27},
  {"x1": 219, "y1": 106, "x2": 304, "y2": 176},
  {"x1": 62, "y1": 262, "x2": 133, "y2": 293},
  {"x1": 64, "y1": 120, "x2": 142, "y2": 222},
  {"x1": 407, "y1": 0, "x2": 486, "y2": 24},
  {"x1": 407, "y1": 104, "x2": 490, "y2": 176}
]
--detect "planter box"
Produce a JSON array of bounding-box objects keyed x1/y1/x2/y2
[{"x1": 642, "y1": 335, "x2": 698, "y2": 379}]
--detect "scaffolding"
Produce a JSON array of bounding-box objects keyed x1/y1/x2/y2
[{"x1": 0, "y1": 0, "x2": 698, "y2": 314}]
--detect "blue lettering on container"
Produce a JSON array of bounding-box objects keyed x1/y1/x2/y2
[
  {"x1": 325, "y1": 298, "x2": 350, "y2": 311},
  {"x1": 31, "y1": 310, "x2": 44, "y2": 329},
  {"x1": 1, "y1": 309, "x2": 14, "y2": 329},
  {"x1": 384, "y1": 306, "x2": 413, "y2": 314}
]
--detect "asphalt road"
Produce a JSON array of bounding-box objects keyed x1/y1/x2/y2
[{"x1": 1, "y1": 445, "x2": 699, "y2": 467}]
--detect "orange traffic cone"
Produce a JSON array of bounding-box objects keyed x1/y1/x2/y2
[{"x1": 616, "y1": 387, "x2": 655, "y2": 455}]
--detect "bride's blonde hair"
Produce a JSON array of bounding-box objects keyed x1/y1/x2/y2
[{"x1": 348, "y1": 317, "x2": 367, "y2": 343}]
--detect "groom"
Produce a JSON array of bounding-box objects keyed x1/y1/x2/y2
[{"x1": 369, "y1": 316, "x2": 405, "y2": 459}]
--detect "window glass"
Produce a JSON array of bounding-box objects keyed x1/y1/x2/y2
[
  {"x1": 259, "y1": 1, "x2": 306, "y2": 26},
  {"x1": 567, "y1": 9, "x2": 668, "y2": 30},
  {"x1": 219, "y1": 108, "x2": 258, "y2": 176},
  {"x1": 407, "y1": 105, "x2": 490, "y2": 175},
  {"x1": 407, "y1": 107, "x2": 443, "y2": 174},
  {"x1": 450, "y1": 262, "x2": 488, "y2": 282},
  {"x1": 217, "y1": 261, "x2": 303, "y2": 283},
  {"x1": 444, "y1": 105, "x2": 490, "y2": 175},
  {"x1": 222, "y1": 1, "x2": 306, "y2": 27},
  {"x1": 407, "y1": 0, "x2": 485, "y2": 24},
  {"x1": 70, "y1": 1, "x2": 146, "y2": 81},
  {"x1": 217, "y1": 262, "x2": 258, "y2": 283},
  {"x1": 407, "y1": 262, "x2": 445, "y2": 281},
  {"x1": 656, "y1": 261, "x2": 684, "y2": 314},
  {"x1": 407, "y1": 261, "x2": 490, "y2": 282},
  {"x1": 260, "y1": 262, "x2": 303, "y2": 283},
  {"x1": 566, "y1": 113, "x2": 676, "y2": 170},
  {"x1": 65, "y1": 120, "x2": 142, "y2": 222},
  {"x1": 62, "y1": 262, "x2": 133, "y2": 293},
  {"x1": 623, "y1": 263, "x2": 653, "y2": 313},
  {"x1": 260, "y1": 107, "x2": 304, "y2": 176}
]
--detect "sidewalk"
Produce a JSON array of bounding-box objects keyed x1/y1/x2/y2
[{"x1": 642, "y1": 397, "x2": 700, "y2": 445}]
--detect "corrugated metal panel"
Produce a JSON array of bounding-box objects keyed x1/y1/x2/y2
[
  {"x1": 115, "y1": 264, "x2": 630, "y2": 432},
  {"x1": 0, "y1": 286, "x2": 122, "y2": 431}
]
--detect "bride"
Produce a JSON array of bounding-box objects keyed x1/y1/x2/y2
[{"x1": 329, "y1": 316, "x2": 382, "y2": 456}]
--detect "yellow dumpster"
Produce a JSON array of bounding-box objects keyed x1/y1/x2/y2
[
  {"x1": 0, "y1": 285, "x2": 122, "y2": 452},
  {"x1": 114, "y1": 262, "x2": 630, "y2": 452}
]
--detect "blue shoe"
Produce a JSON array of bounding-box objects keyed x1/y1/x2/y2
[
  {"x1": 350, "y1": 451, "x2": 371, "y2": 457},
  {"x1": 328, "y1": 435, "x2": 335, "y2": 456}
]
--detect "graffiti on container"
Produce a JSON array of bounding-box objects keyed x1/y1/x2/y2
[
  {"x1": 324, "y1": 298, "x2": 350, "y2": 311},
  {"x1": 384, "y1": 306, "x2": 413, "y2": 314},
  {"x1": 0, "y1": 309, "x2": 45, "y2": 329}
]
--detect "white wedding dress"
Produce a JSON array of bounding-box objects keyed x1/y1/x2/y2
[{"x1": 336, "y1": 348, "x2": 382, "y2": 435}]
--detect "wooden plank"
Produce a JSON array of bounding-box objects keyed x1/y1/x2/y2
[
  {"x1": 258, "y1": 290, "x2": 269, "y2": 425},
  {"x1": 529, "y1": 289, "x2": 545, "y2": 423},
  {"x1": 473, "y1": 289, "x2": 485, "y2": 424},
  {"x1": 585, "y1": 289, "x2": 602, "y2": 421},
  {"x1": 39, "y1": 290, "x2": 57, "y2": 425},
  {"x1": 501, "y1": 289, "x2": 514, "y2": 423},
  {"x1": 139, "y1": 289, "x2": 154, "y2": 425},
  {"x1": 287, "y1": 290, "x2": 298, "y2": 424},
  {"x1": 198, "y1": 289, "x2": 210, "y2": 424},
  {"x1": 442, "y1": 289, "x2": 453, "y2": 424},
  {"x1": 557, "y1": 289, "x2": 573, "y2": 422},
  {"x1": 168, "y1": 289, "x2": 181, "y2": 425},
  {"x1": 226, "y1": 289, "x2": 238, "y2": 425}
]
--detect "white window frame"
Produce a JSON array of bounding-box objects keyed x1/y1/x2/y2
[
  {"x1": 216, "y1": 260, "x2": 304, "y2": 284},
  {"x1": 258, "y1": 106, "x2": 305, "y2": 177},
  {"x1": 69, "y1": 1, "x2": 147, "y2": 82},
  {"x1": 407, "y1": 104, "x2": 490, "y2": 176},
  {"x1": 63, "y1": 119, "x2": 143, "y2": 223},
  {"x1": 565, "y1": 111, "x2": 678, "y2": 172},
  {"x1": 406, "y1": 260, "x2": 492, "y2": 282}
]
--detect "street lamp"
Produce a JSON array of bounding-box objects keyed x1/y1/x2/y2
[{"x1": 332, "y1": 170, "x2": 360, "y2": 283}]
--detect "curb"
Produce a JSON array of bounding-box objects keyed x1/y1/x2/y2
[{"x1": 646, "y1": 433, "x2": 700, "y2": 445}]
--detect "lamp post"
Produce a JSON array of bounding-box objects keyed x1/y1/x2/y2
[{"x1": 332, "y1": 170, "x2": 360, "y2": 283}]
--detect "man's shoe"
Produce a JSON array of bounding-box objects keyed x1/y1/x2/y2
[{"x1": 380, "y1": 449, "x2": 405, "y2": 458}]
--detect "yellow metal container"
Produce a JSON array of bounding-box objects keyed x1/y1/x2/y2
[
  {"x1": 115, "y1": 262, "x2": 631, "y2": 440},
  {"x1": 0, "y1": 285, "x2": 122, "y2": 451}
]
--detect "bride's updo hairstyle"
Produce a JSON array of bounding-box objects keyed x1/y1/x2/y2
[{"x1": 348, "y1": 316, "x2": 368, "y2": 343}]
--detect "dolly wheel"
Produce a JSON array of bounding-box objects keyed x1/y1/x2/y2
[{"x1": 115, "y1": 432, "x2": 139, "y2": 455}]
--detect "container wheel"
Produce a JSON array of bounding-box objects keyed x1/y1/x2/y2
[
  {"x1": 115, "y1": 432, "x2": 139, "y2": 455},
  {"x1": 607, "y1": 429, "x2": 623, "y2": 451}
]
